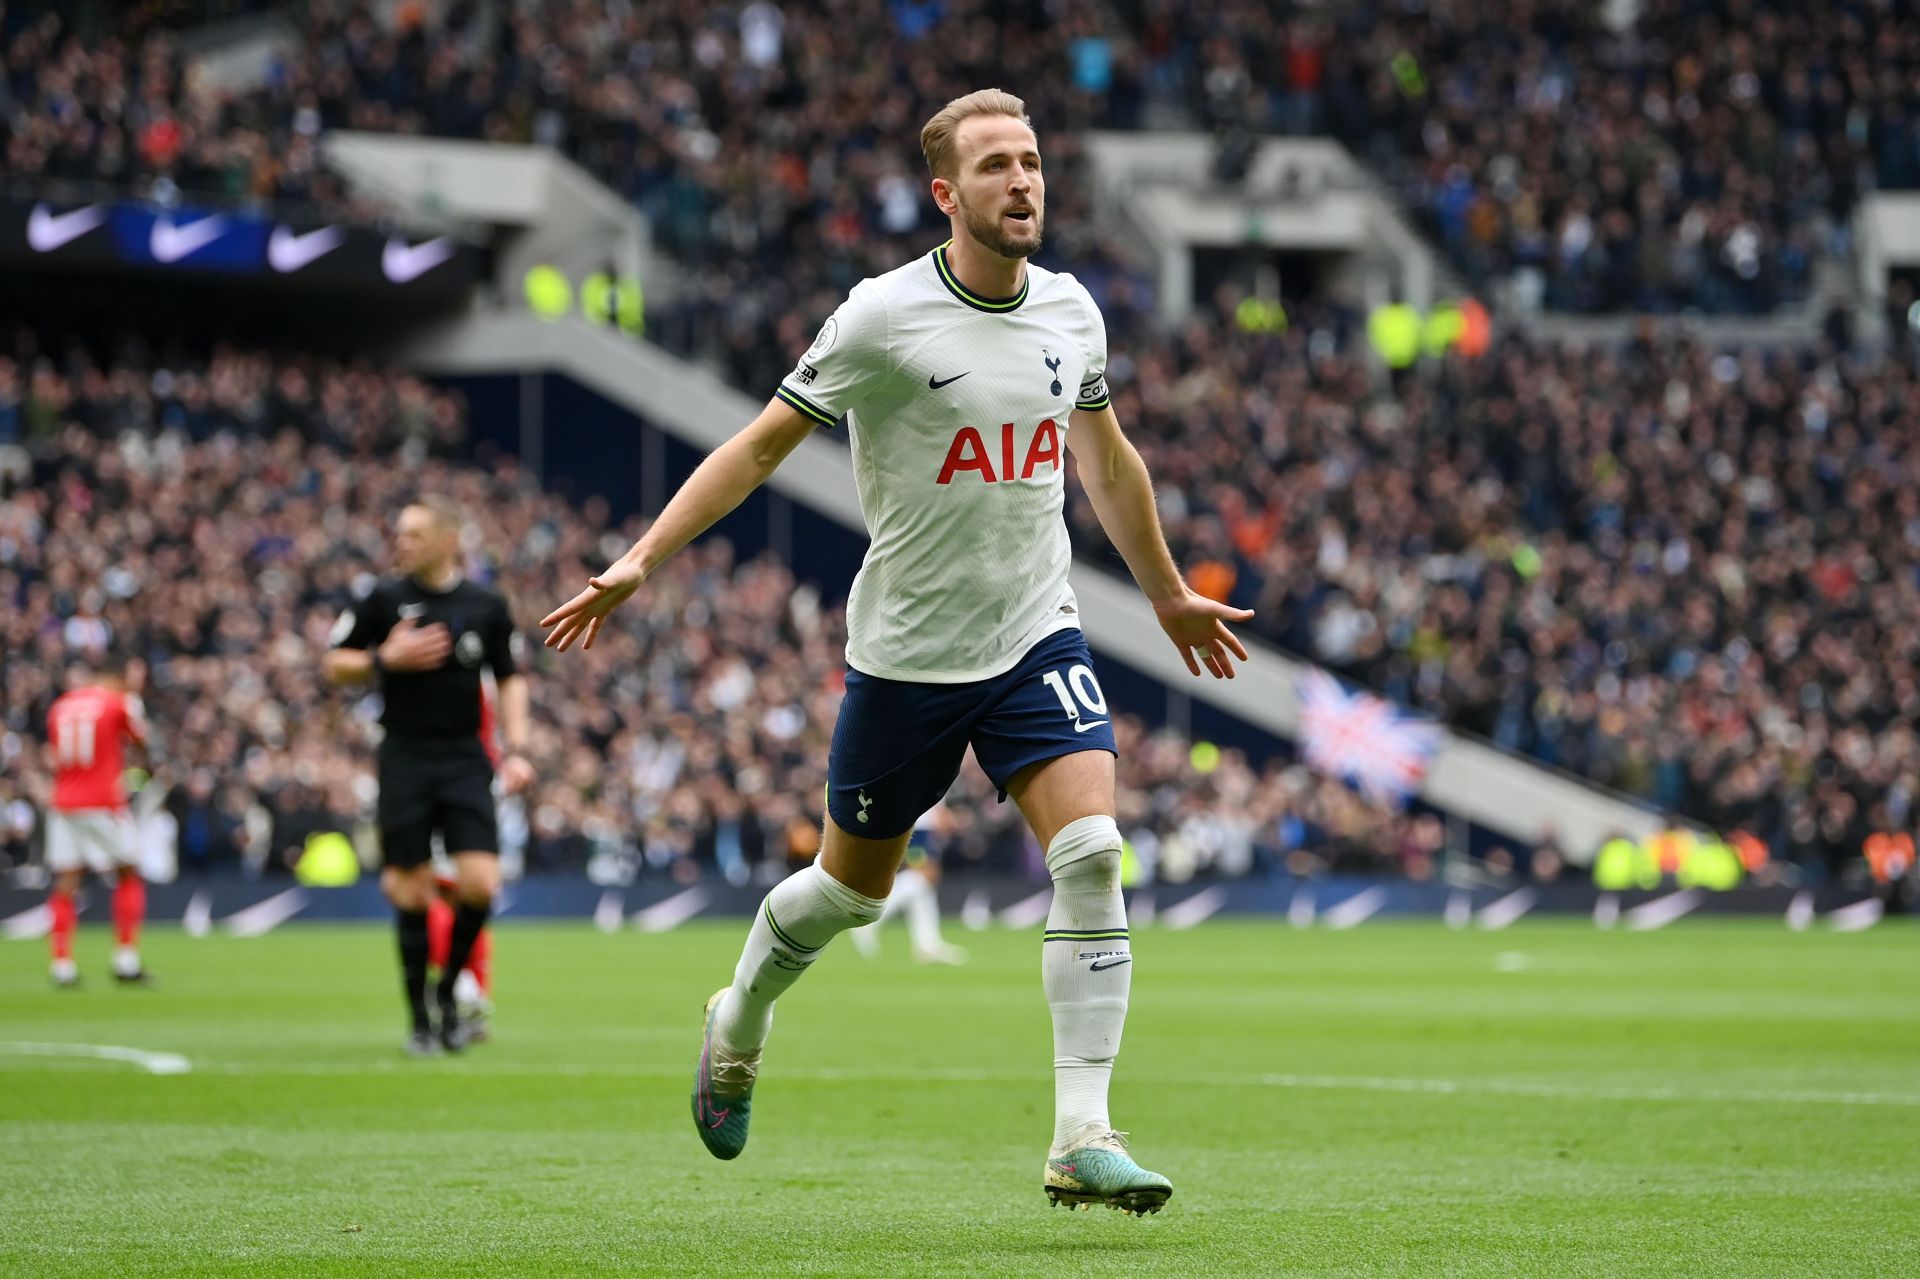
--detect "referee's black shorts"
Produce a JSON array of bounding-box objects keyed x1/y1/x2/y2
[{"x1": 377, "y1": 737, "x2": 498, "y2": 869}]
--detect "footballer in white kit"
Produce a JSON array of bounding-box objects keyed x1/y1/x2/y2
[
  {"x1": 543, "y1": 88, "x2": 1253, "y2": 1215},
  {"x1": 774, "y1": 234, "x2": 1107, "y2": 685}
]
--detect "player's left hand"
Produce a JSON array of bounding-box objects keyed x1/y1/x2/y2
[
  {"x1": 1152, "y1": 590, "x2": 1254, "y2": 679},
  {"x1": 541, "y1": 558, "x2": 646, "y2": 652},
  {"x1": 499, "y1": 752, "x2": 536, "y2": 795}
]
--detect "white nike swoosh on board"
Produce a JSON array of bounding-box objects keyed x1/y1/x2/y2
[
  {"x1": 381, "y1": 236, "x2": 456, "y2": 283},
  {"x1": 150, "y1": 215, "x2": 229, "y2": 263},
  {"x1": 26, "y1": 203, "x2": 106, "y2": 252},
  {"x1": 268, "y1": 224, "x2": 345, "y2": 273},
  {"x1": 1074, "y1": 720, "x2": 1109, "y2": 733}
]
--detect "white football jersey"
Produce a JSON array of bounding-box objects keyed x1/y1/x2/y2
[{"x1": 778, "y1": 242, "x2": 1112, "y2": 683}]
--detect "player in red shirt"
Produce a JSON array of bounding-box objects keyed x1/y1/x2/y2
[{"x1": 44, "y1": 654, "x2": 154, "y2": 987}]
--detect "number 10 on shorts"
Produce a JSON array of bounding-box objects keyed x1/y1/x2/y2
[{"x1": 1041, "y1": 664, "x2": 1109, "y2": 732}]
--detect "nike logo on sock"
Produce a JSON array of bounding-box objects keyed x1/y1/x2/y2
[
  {"x1": 928, "y1": 371, "x2": 970, "y2": 389},
  {"x1": 1088, "y1": 957, "x2": 1132, "y2": 972}
]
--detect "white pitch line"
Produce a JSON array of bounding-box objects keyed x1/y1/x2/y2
[
  {"x1": 0, "y1": 1042, "x2": 191, "y2": 1075},
  {"x1": 118, "y1": 1059, "x2": 1920, "y2": 1107}
]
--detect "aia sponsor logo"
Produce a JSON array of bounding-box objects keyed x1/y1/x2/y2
[{"x1": 936, "y1": 419, "x2": 1061, "y2": 485}]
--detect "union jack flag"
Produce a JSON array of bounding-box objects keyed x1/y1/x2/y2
[{"x1": 1295, "y1": 669, "x2": 1446, "y2": 808}]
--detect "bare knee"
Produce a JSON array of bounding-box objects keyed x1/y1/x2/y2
[
  {"x1": 818, "y1": 817, "x2": 909, "y2": 899},
  {"x1": 53, "y1": 870, "x2": 83, "y2": 895},
  {"x1": 451, "y1": 853, "x2": 500, "y2": 906},
  {"x1": 381, "y1": 866, "x2": 433, "y2": 912}
]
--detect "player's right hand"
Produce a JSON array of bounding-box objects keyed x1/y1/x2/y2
[
  {"x1": 378, "y1": 617, "x2": 453, "y2": 672},
  {"x1": 541, "y1": 559, "x2": 644, "y2": 652}
]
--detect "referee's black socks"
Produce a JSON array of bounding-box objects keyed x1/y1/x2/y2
[
  {"x1": 396, "y1": 907, "x2": 431, "y2": 1033},
  {"x1": 438, "y1": 900, "x2": 492, "y2": 1007}
]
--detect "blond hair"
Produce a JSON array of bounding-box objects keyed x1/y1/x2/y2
[{"x1": 920, "y1": 88, "x2": 1032, "y2": 182}]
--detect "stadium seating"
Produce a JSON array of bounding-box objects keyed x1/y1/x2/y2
[
  {"x1": 12, "y1": 0, "x2": 1911, "y2": 318},
  {"x1": 1119, "y1": 0, "x2": 1919, "y2": 313},
  {"x1": 6, "y1": 1, "x2": 1903, "y2": 884}
]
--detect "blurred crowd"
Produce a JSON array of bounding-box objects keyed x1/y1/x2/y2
[
  {"x1": 6, "y1": 1, "x2": 1908, "y2": 888},
  {"x1": 0, "y1": 0, "x2": 1146, "y2": 383},
  {"x1": 1142, "y1": 0, "x2": 1920, "y2": 313},
  {"x1": 1065, "y1": 293, "x2": 1917, "y2": 879},
  {"x1": 10, "y1": 0, "x2": 1919, "y2": 321},
  {"x1": 0, "y1": 334, "x2": 1456, "y2": 886}
]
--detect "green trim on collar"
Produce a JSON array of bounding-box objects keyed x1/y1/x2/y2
[{"x1": 931, "y1": 241, "x2": 1029, "y2": 312}]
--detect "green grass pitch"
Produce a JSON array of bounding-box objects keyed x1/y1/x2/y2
[{"x1": 3, "y1": 918, "x2": 1916, "y2": 1277}]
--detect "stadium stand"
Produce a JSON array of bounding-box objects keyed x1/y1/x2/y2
[
  {"x1": 12, "y1": 0, "x2": 1911, "y2": 321},
  {"x1": 1128, "y1": 0, "x2": 1919, "y2": 314},
  {"x1": 4, "y1": 1, "x2": 1905, "y2": 888}
]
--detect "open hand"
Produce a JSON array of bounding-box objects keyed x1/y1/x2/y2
[
  {"x1": 1153, "y1": 591, "x2": 1254, "y2": 679},
  {"x1": 541, "y1": 559, "x2": 645, "y2": 652}
]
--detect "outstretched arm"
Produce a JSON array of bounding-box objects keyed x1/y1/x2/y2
[
  {"x1": 1067, "y1": 404, "x2": 1253, "y2": 679},
  {"x1": 541, "y1": 399, "x2": 817, "y2": 651}
]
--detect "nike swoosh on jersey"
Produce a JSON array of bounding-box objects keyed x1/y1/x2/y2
[
  {"x1": 268, "y1": 224, "x2": 345, "y2": 273},
  {"x1": 382, "y1": 236, "x2": 456, "y2": 283},
  {"x1": 150, "y1": 215, "x2": 229, "y2": 263},
  {"x1": 1074, "y1": 719, "x2": 1109, "y2": 733},
  {"x1": 26, "y1": 203, "x2": 106, "y2": 252},
  {"x1": 928, "y1": 371, "x2": 970, "y2": 389}
]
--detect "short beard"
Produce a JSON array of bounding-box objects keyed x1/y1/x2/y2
[{"x1": 957, "y1": 191, "x2": 1043, "y2": 260}]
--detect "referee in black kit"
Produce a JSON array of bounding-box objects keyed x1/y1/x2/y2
[{"x1": 325, "y1": 497, "x2": 534, "y2": 1055}]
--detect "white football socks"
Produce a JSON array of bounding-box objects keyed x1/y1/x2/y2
[
  {"x1": 714, "y1": 859, "x2": 884, "y2": 1056},
  {"x1": 1042, "y1": 814, "x2": 1131, "y2": 1150}
]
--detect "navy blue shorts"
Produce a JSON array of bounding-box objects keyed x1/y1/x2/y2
[{"x1": 827, "y1": 628, "x2": 1118, "y2": 840}]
